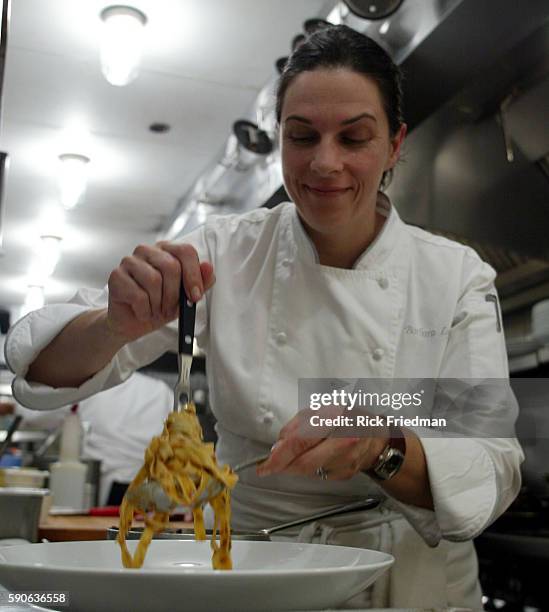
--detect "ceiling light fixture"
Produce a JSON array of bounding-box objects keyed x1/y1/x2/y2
[
  {"x1": 34, "y1": 235, "x2": 63, "y2": 279},
  {"x1": 99, "y1": 5, "x2": 148, "y2": 87},
  {"x1": 20, "y1": 285, "x2": 45, "y2": 318},
  {"x1": 149, "y1": 122, "x2": 171, "y2": 133},
  {"x1": 38, "y1": 204, "x2": 66, "y2": 239},
  {"x1": 58, "y1": 153, "x2": 90, "y2": 210}
]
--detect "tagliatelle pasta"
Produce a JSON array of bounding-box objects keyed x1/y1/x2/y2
[{"x1": 117, "y1": 402, "x2": 238, "y2": 570}]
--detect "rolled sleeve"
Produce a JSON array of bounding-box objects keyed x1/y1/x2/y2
[
  {"x1": 6, "y1": 299, "x2": 180, "y2": 410},
  {"x1": 5, "y1": 301, "x2": 105, "y2": 409},
  {"x1": 11, "y1": 362, "x2": 118, "y2": 410},
  {"x1": 5, "y1": 288, "x2": 125, "y2": 409},
  {"x1": 421, "y1": 437, "x2": 497, "y2": 541},
  {"x1": 5, "y1": 302, "x2": 92, "y2": 379},
  {"x1": 9, "y1": 330, "x2": 179, "y2": 410},
  {"x1": 384, "y1": 497, "x2": 442, "y2": 547},
  {"x1": 381, "y1": 435, "x2": 523, "y2": 546},
  {"x1": 4, "y1": 226, "x2": 211, "y2": 411}
]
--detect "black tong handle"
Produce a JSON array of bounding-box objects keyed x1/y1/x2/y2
[{"x1": 179, "y1": 282, "x2": 196, "y2": 356}]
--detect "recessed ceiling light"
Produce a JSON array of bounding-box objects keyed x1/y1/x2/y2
[{"x1": 149, "y1": 122, "x2": 171, "y2": 134}]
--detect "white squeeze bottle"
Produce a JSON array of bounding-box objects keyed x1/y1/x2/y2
[{"x1": 49, "y1": 404, "x2": 87, "y2": 510}]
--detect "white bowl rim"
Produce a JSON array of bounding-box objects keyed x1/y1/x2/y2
[{"x1": 0, "y1": 539, "x2": 395, "y2": 578}]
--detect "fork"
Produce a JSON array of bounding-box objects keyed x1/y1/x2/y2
[
  {"x1": 125, "y1": 282, "x2": 197, "y2": 511},
  {"x1": 174, "y1": 282, "x2": 195, "y2": 411}
]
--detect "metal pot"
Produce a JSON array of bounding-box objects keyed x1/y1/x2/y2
[{"x1": 0, "y1": 487, "x2": 49, "y2": 542}]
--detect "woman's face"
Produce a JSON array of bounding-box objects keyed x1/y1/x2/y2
[{"x1": 280, "y1": 68, "x2": 406, "y2": 239}]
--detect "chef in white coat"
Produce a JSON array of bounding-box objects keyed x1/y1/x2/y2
[{"x1": 5, "y1": 25, "x2": 522, "y2": 609}]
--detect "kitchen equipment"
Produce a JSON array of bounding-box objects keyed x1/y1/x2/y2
[
  {"x1": 475, "y1": 488, "x2": 549, "y2": 609},
  {"x1": 109, "y1": 496, "x2": 380, "y2": 542},
  {"x1": 0, "y1": 415, "x2": 21, "y2": 460},
  {"x1": 129, "y1": 286, "x2": 214, "y2": 511},
  {"x1": 126, "y1": 453, "x2": 269, "y2": 513},
  {"x1": 275, "y1": 56, "x2": 288, "y2": 74},
  {"x1": 302, "y1": 18, "x2": 331, "y2": 34},
  {"x1": 172, "y1": 283, "x2": 195, "y2": 411},
  {"x1": 232, "y1": 120, "x2": 273, "y2": 155},
  {"x1": 0, "y1": 488, "x2": 50, "y2": 542},
  {"x1": 0, "y1": 452, "x2": 21, "y2": 467},
  {"x1": 0, "y1": 467, "x2": 48, "y2": 488},
  {"x1": 0, "y1": 539, "x2": 394, "y2": 612},
  {"x1": 88, "y1": 505, "x2": 120, "y2": 517},
  {"x1": 33, "y1": 457, "x2": 101, "y2": 508},
  {"x1": 342, "y1": 0, "x2": 404, "y2": 20},
  {"x1": 33, "y1": 427, "x2": 61, "y2": 459},
  {"x1": 291, "y1": 33, "x2": 305, "y2": 51},
  {"x1": 48, "y1": 406, "x2": 87, "y2": 512}
]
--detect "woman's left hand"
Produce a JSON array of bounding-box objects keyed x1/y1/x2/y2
[{"x1": 256, "y1": 409, "x2": 389, "y2": 480}]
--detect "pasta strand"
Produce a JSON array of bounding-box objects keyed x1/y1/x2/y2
[{"x1": 117, "y1": 403, "x2": 237, "y2": 570}]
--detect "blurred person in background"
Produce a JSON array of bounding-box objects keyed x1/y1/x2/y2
[{"x1": 11, "y1": 371, "x2": 173, "y2": 506}]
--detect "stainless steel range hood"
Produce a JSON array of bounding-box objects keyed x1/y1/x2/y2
[
  {"x1": 384, "y1": 0, "x2": 549, "y2": 369},
  {"x1": 389, "y1": 2, "x2": 549, "y2": 256},
  {"x1": 163, "y1": 0, "x2": 549, "y2": 368}
]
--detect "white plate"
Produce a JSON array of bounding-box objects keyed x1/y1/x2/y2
[{"x1": 0, "y1": 540, "x2": 393, "y2": 612}]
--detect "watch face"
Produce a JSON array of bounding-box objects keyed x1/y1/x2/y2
[
  {"x1": 376, "y1": 448, "x2": 404, "y2": 479},
  {"x1": 384, "y1": 451, "x2": 403, "y2": 472}
]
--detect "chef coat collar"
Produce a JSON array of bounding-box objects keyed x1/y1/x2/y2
[{"x1": 288, "y1": 191, "x2": 402, "y2": 270}]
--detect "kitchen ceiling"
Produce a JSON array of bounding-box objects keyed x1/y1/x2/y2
[{"x1": 0, "y1": 0, "x2": 334, "y2": 317}]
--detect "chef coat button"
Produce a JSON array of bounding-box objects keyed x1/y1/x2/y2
[
  {"x1": 262, "y1": 411, "x2": 274, "y2": 425},
  {"x1": 282, "y1": 259, "x2": 291, "y2": 268},
  {"x1": 377, "y1": 277, "x2": 389, "y2": 290},
  {"x1": 372, "y1": 348, "x2": 384, "y2": 361},
  {"x1": 275, "y1": 332, "x2": 287, "y2": 345}
]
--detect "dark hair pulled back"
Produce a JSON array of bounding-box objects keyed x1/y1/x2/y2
[
  {"x1": 276, "y1": 25, "x2": 404, "y2": 187},
  {"x1": 276, "y1": 24, "x2": 403, "y2": 135}
]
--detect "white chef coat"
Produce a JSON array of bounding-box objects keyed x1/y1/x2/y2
[
  {"x1": 5, "y1": 193, "x2": 523, "y2": 608},
  {"x1": 14, "y1": 372, "x2": 173, "y2": 505}
]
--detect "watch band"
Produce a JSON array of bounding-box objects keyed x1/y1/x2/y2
[{"x1": 365, "y1": 425, "x2": 406, "y2": 481}]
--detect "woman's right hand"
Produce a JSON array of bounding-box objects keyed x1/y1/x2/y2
[{"x1": 107, "y1": 241, "x2": 215, "y2": 342}]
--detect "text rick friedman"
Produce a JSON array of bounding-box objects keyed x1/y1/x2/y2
[{"x1": 309, "y1": 414, "x2": 447, "y2": 428}]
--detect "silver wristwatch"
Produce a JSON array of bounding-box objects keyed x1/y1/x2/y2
[{"x1": 365, "y1": 427, "x2": 406, "y2": 481}]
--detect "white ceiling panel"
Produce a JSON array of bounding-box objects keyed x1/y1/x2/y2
[
  {"x1": 9, "y1": 0, "x2": 330, "y2": 87},
  {"x1": 0, "y1": 0, "x2": 333, "y2": 314},
  {"x1": 3, "y1": 47, "x2": 258, "y2": 143}
]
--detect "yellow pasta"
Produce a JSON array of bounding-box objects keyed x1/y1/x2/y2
[{"x1": 117, "y1": 402, "x2": 237, "y2": 570}]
